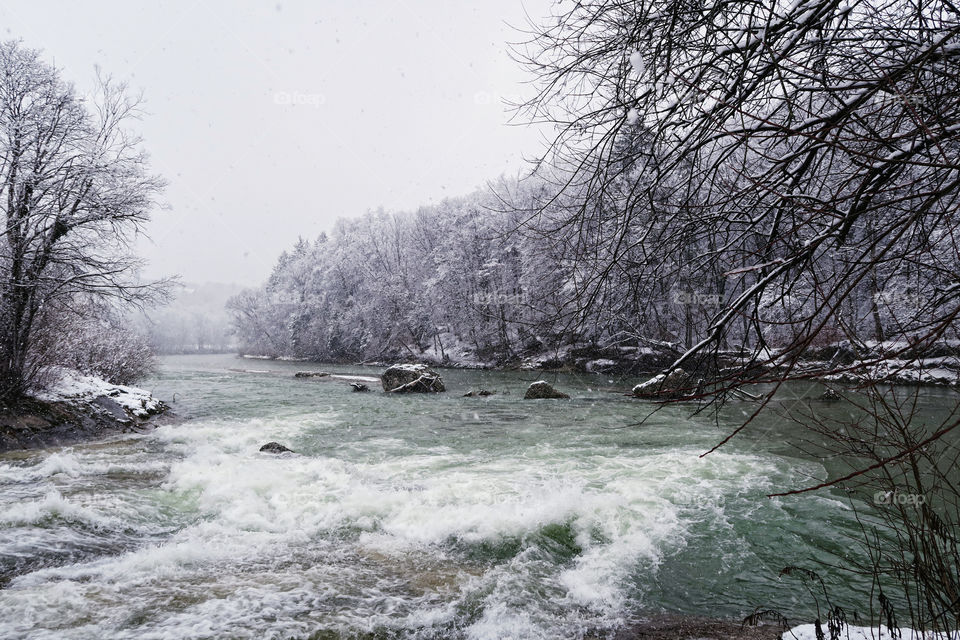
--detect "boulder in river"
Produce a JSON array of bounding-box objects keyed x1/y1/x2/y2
[
  {"x1": 463, "y1": 389, "x2": 495, "y2": 397},
  {"x1": 819, "y1": 387, "x2": 841, "y2": 402},
  {"x1": 295, "y1": 371, "x2": 330, "y2": 378},
  {"x1": 381, "y1": 364, "x2": 446, "y2": 393},
  {"x1": 524, "y1": 380, "x2": 570, "y2": 399},
  {"x1": 350, "y1": 382, "x2": 369, "y2": 392},
  {"x1": 632, "y1": 368, "x2": 692, "y2": 399},
  {"x1": 259, "y1": 441, "x2": 294, "y2": 454}
]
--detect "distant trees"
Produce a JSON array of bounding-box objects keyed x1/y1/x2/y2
[
  {"x1": 229, "y1": 192, "x2": 556, "y2": 364},
  {"x1": 231, "y1": 168, "x2": 754, "y2": 366},
  {"x1": 137, "y1": 283, "x2": 240, "y2": 354},
  {"x1": 0, "y1": 41, "x2": 165, "y2": 398}
]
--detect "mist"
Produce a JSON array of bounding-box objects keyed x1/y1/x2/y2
[{"x1": 1, "y1": 0, "x2": 549, "y2": 286}]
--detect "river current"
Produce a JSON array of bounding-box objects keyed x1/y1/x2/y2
[{"x1": 0, "y1": 354, "x2": 908, "y2": 639}]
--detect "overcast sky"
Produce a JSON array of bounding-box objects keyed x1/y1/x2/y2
[{"x1": 0, "y1": 0, "x2": 551, "y2": 286}]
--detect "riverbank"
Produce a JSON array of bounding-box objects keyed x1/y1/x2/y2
[
  {"x1": 240, "y1": 338, "x2": 960, "y2": 389},
  {"x1": 0, "y1": 369, "x2": 170, "y2": 453}
]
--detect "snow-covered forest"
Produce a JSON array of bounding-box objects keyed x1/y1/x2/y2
[
  {"x1": 225, "y1": 176, "x2": 741, "y2": 366},
  {"x1": 228, "y1": 182, "x2": 573, "y2": 366}
]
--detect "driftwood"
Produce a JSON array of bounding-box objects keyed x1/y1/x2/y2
[{"x1": 388, "y1": 375, "x2": 445, "y2": 393}]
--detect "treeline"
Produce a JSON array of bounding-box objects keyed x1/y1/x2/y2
[
  {"x1": 228, "y1": 162, "x2": 941, "y2": 367},
  {"x1": 229, "y1": 183, "x2": 568, "y2": 365}
]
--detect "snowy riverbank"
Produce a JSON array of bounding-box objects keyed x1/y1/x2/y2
[
  {"x1": 242, "y1": 337, "x2": 960, "y2": 389},
  {"x1": 613, "y1": 617, "x2": 954, "y2": 640},
  {"x1": 0, "y1": 368, "x2": 168, "y2": 452}
]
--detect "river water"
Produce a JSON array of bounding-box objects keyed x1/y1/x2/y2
[{"x1": 0, "y1": 354, "x2": 919, "y2": 639}]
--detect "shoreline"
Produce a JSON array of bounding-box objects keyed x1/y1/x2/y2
[
  {"x1": 0, "y1": 372, "x2": 172, "y2": 454},
  {"x1": 0, "y1": 397, "x2": 174, "y2": 454},
  {"x1": 8, "y1": 342, "x2": 960, "y2": 455},
  {"x1": 612, "y1": 615, "x2": 785, "y2": 639},
  {"x1": 236, "y1": 344, "x2": 960, "y2": 390}
]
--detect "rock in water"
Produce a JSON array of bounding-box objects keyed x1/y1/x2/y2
[
  {"x1": 632, "y1": 368, "x2": 691, "y2": 399},
  {"x1": 350, "y1": 383, "x2": 369, "y2": 392},
  {"x1": 523, "y1": 380, "x2": 570, "y2": 399},
  {"x1": 295, "y1": 371, "x2": 330, "y2": 378},
  {"x1": 381, "y1": 364, "x2": 446, "y2": 393},
  {"x1": 819, "y1": 387, "x2": 841, "y2": 402},
  {"x1": 463, "y1": 389, "x2": 495, "y2": 397},
  {"x1": 259, "y1": 441, "x2": 293, "y2": 454}
]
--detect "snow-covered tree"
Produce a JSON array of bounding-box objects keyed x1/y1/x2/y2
[{"x1": 0, "y1": 41, "x2": 166, "y2": 397}]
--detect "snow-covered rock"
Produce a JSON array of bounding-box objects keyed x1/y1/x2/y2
[
  {"x1": 380, "y1": 364, "x2": 445, "y2": 393},
  {"x1": 523, "y1": 380, "x2": 570, "y2": 399},
  {"x1": 33, "y1": 368, "x2": 164, "y2": 420},
  {"x1": 632, "y1": 368, "x2": 692, "y2": 399}
]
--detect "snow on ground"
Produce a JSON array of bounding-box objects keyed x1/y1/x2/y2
[
  {"x1": 631, "y1": 372, "x2": 665, "y2": 395},
  {"x1": 822, "y1": 357, "x2": 960, "y2": 387},
  {"x1": 519, "y1": 344, "x2": 574, "y2": 370},
  {"x1": 783, "y1": 623, "x2": 954, "y2": 640},
  {"x1": 585, "y1": 358, "x2": 618, "y2": 372},
  {"x1": 32, "y1": 367, "x2": 163, "y2": 419},
  {"x1": 389, "y1": 363, "x2": 434, "y2": 373},
  {"x1": 413, "y1": 334, "x2": 494, "y2": 369}
]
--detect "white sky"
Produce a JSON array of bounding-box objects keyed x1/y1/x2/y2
[{"x1": 0, "y1": 0, "x2": 551, "y2": 285}]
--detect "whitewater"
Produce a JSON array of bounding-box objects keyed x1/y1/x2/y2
[{"x1": 0, "y1": 355, "x2": 891, "y2": 639}]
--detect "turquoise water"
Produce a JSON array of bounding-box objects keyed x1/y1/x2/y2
[{"x1": 0, "y1": 354, "x2": 921, "y2": 639}]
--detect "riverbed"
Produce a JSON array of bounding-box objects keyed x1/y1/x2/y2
[{"x1": 0, "y1": 354, "x2": 918, "y2": 639}]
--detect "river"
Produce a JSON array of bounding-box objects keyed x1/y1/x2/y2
[{"x1": 0, "y1": 354, "x2": 927, "y2": 639}]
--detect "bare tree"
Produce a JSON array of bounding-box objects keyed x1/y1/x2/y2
[
  {"x1": 0, "y1": 40, "x2": 166, "y2": 399},
  {"x1": 515, "y1": 0, "x2": 960, "y2": 396}
]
